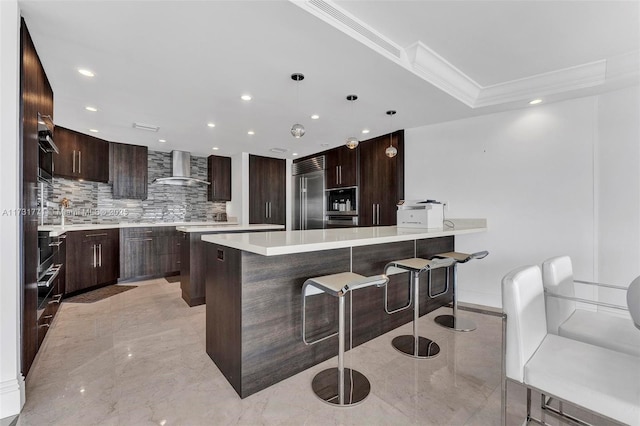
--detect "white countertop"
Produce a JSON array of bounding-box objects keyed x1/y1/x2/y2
[
  {"x1": 177, "y1": 224, "x2": 285, "y2": 233},
  {"x1": 39, "y1": 221, "x2": 238, "y2": 236},
  {"x1": 201, "y1": 219, "x2": 487, "y2": 256}
]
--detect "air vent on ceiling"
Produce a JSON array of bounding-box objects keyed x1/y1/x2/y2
[
  {"x1": 270, "y1": 148, "x2": 288, "y2": 154},
  {"x1": 132, "y1": 122, "x2": 160, "y2": 132},
  {"x1": 307, "y1": 0, "x2": 402, "y2": 59}
]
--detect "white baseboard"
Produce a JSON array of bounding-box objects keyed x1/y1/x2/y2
[
  {"x1": 458, "y1": 289, "x2": 501, "y2": 309},
  {"x1": 0, "y1": 376, "x2": 25, "y2": 419}
]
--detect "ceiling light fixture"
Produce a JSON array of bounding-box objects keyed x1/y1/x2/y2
[
  {"x1": 207, "y1": 123, "x2": 215, "y2": 128},
  {"x1": 78, "y1": 68, "x2": 94, "y2": 77},
  {"x1": 290, "y1": 73, "x2": 306, "y2": 139},
  {"x1": 311, "y1": 114, "x2": 320, "y2": 120},
  {"x1": 292, "y1": 153, "x2": 299, "y2": 156},
  {"x1": 85, "y1": 106, "x2": 98, "y2": 112},
  {"x1": 345, "y1": 94, "x2": 359, "y2": 149},
  {"x1": 241, "y1": 94, "x2": 252, "y2": 101},
  {"x1": 362, "y1": 129, "x2": 370, "y2": 134},
  {"x1": 385, "y1": 110, "x2": 397, "y2": 158},
  {"x1": 158, "y1": 139, "x2": 166, "y2": 143},
  {"x1": 248, "y1": 130, "x2": 255, "y2": 135},
  {"x1": 89, "y1": 129, "x2": 99, "y2": 133},
  {"x1": 132, "y1": 122, "x2": 160, "y2": 132},
  {"x1": 212, "y1": 147, "x2": 219, "y2": 150},
  {"x1": 529, "y1": 99, "x2": 543, "y2": 105}
]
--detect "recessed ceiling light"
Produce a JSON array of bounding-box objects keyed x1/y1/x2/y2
[
  {"x1": 89, "y1": 129, "x2": 99, "y2": 133},
  {"x1": 158, "y1": 139, "x2": 166, "y2": 143},
  {"x1": 78, "y1": 68, "x2": 95, "y2": 77},
  {"x1": 85, "y1": 106, "x2": 98, "y2": 112},
  {"x1": 362, "y1": 129, "x2": 370, "y2": 134},
  {"x1": 310, "y1": 114, "x2": 320, "y2": 120},
  {"x1": 529, "y1": 99, "x2": 543, "y2": 105},
  {"x1": 212, "y1": 147, "x2": 219, "y2": 150},
  {"x1": 292, "y1": 153, "x2": 299, "y2": 156},
  {"x1": 270, "y1": 148, "x2": 288, "y2": 153},
  {"x1": 241, "y1": 94, "x2": 252, "y2": 101},
  {"x1": 247, "y1": 130, "x2": 255, "y2": 135},
  {"x1": 207, "y1": 123, "x2": 215, "y2": 128}
]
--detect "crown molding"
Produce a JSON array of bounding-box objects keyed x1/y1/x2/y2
[
  {"x1": 405, "y1": 41, "x2": 481, "y2": 107},
  {"x1": 474, "y1": 60, "x2": 607, "y2": 108},
  {"x1": 291, "y1": 0, "x2": 638, "y2": 109}
]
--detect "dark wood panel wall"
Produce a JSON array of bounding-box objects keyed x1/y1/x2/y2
[
  {"x1": 205, "y1": 236, "x2": 455, "y2": 398},
  {"x1": 21, "y1": 19, "x2": 53, "y2": 376}
]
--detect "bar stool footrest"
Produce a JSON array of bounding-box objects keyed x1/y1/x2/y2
[
  {"x1": 311, "y1": 367, "x2": 370, "y2": 406},
  {"x1": 392, "y1": 335, "x2": 441, "y2": 358},
  {"x1": 434, "y1": 314, "x2": 476, "y2": 332}
]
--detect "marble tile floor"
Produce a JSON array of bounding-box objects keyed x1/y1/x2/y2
[{"x1": 17, "y1": 278, "x2": 616, "y2": 426}]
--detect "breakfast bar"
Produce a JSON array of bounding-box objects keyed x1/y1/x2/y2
[{"x1": 202, "y1": 219, "x2": 487, "y2": 398}]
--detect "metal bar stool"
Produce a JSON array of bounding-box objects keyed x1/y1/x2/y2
[
  {"x1": 431, "y1": 251, "x2": 489, "y2": 332},
  {"x1": 383, "y1": 257, "x2": 456, "y2": 358},
  {"x1": 302, "y1": 272, "x2": 388, "y2": 406}
]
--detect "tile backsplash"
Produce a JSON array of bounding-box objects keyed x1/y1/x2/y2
[{"x1": 40, "y1": 150, "x2": 226, "y2": 225}]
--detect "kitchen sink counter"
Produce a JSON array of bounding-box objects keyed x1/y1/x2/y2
[
  {"x1": 202, "y1": 218, "x2": 486, "y2": 256},
  {"x1": 177, "y1": 224, "x2": 284, "y2": 233},
  {"x1": 39, "y1": 220, "x2": 239, "y2": 236}
]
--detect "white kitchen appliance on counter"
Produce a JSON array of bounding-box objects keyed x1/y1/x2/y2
[{"x1": 397, "y1": 200, "x2": 444, "y2": 229}]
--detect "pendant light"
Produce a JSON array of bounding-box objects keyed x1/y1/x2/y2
[
  {"x1": 385, "y1": 110, "x2": 397, "y2": 158},
  {"x1": 345, "y1": 94, "x2": 359, "y2": 149},
  {"x1": 290, "y1": 73, "x2": 305, "y2": 138}
]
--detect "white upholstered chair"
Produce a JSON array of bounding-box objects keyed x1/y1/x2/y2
[
  {"x1": 629, "y1": 276, "x2": 640, "y2": 331},
  {"x1": 541, "y1": 255, "x2": 640, "y2": 357},
  {"x1": 501, "y1": 265, "x2": 640, "y2": 426}
]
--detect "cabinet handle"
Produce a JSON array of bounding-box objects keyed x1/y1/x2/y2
[
  {"x1": 377, "y1": 204, "x2": 380, "y2": 225},
  {"x1": 93, "y1": 244, "x2": 97, "y2": 268},
  {"x1": 336, "y1": 166, "x2": 339, "y2": 184},
  {"x1": 265, "y1": 202, "x2": 268, "y2": 219},
  {"x1": 78, "y1": 151, "x2": 82, "y2": 174},
  {"x1": 98, "y1": 243, "x2": 102, "y2": 267},
  {"x1": 48, "y1": 294, "x2": 63, "y2": 305},
  {"x1": 72, "y1": 150, "x2": 76, "y2": 173},
  {"x1": 339, "y1": 166, "x2": 342, "y2": 184},
  {"x1": 86, "y1": 233, "x2": 108, "y2": 237},
  {"x1": 372, "y1": 204, "x2": 375, "y2": 225},
  {"x1": 212, "y1": 181, "x2": 216, "y2": 196},
  {"x1": 268, "y1": 202, "x2": 272, "y2": 219}
]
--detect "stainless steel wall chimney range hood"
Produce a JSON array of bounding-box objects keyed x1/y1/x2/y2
[{"x1": 153, "y1": 150, "x2": 210, "y2": 186}]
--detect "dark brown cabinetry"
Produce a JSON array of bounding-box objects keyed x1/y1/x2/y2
[
  {"x1": 110, "y1": 142, "x2": 148, "y2": 200},
  {"x1": 208, "y1": 155, "x2": 232, "y2": 201},
  {"x1": 249, "y1": 155, "x2": 286, "y2": 225},
  {"x1": 120, "y1": 227, "x2": 180, "y2": 280},
  {"x1": 65, "y1": 229, "x2": 119, "y2": 294},
  {"x1": 54, "y1": 126, "x2": 109, "y2": 182},
  {"x1": 21, "y1": 19, "x2": 54, "y2": 376},
  {"x1": 325, "y1": 145, "x2": 358, "y2": 189},
  {"x1": 359, "y1": 130, "x2": 404, "y2": 226}
]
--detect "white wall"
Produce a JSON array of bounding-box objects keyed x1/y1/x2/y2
[
  {"x1": 596, "y1": 86, "x2": 640, "y2": 307},
  {"x1": 0, "y1": 0, "x2": 25, "y2": 418},
  {"x1": 228, "y1": 152, "x2": 249, "y2": 225},
  {"x1": 405, "y1": 95, "x2": 628, "y2": 307}
]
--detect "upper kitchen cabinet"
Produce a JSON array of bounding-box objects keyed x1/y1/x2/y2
[
  {"x1": 110, "y1": 142, "x2": 148, "y2": 200},
  {"x1": 207, "y1": 155, "x2": 231, "y2": 202},
  {"x1": 325, "y1": 145, "x2": 358, "y2": 189},
  {"x1": 359, "y1": 130, "x2": 404, "y2": 226},
  {"x1": 249, "y1": 155, "x2": 286, "y2": 225},
  {"x1": 54, "y1": 126, "x2": 109, "y2": 182}
]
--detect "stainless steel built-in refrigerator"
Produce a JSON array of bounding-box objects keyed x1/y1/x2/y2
[{"x1": 293, "y1": 156, "x2": 325, "y2": 230}]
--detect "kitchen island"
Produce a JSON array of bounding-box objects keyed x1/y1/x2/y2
[{"x1": 202, "y1": 219, "x2": 487, "y2": 398}]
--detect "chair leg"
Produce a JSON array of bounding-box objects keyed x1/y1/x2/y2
[{"x1": 434, "y1": 264, "x2": 477, "y2": 332}]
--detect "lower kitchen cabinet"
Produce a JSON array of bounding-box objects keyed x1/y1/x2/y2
[
  {"x1": 65, "y1": 229, "x2": 119, "y2": 294},
  {"x1": 120, "y1": 227, "x2": 181, "y2": 280}
]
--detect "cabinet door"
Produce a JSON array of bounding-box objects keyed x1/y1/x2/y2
[
  {"x1": 53, "y1": 126, "x2": 81, "y2": 179},
  {"x1": 359, "y1": 131, "x2": 404, "y2": 226},
  {"x1": 326, "y1": 146, "x2": 358, "y2": 189},
  {"x1": 325, "y1": 148, "x2": 340, "y2": 189},
  {"x1": 96, "y1": 231, "x2": 119, "y2": 284},
  {"x1": 208, "y1": 155, "x2": 231, "y2": 201},
  {"x1": 267, "y1": 157, "x2": 286, "y2": 225},
  {"x1": 121, "y1": 236, "x2": 155, "y2": 279},
  {"x1": 77, "y1": 133, "x2": 109, "y2": 183},
  {"x1": 249, "y1": 155, "x2": 268, "y2": 224},
  {"x1": 110, "y1": 142, "x2": 148, "y2": 199},
  {"x1": 65, "y1": 231, "x2": 97, "y2": 293}
]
